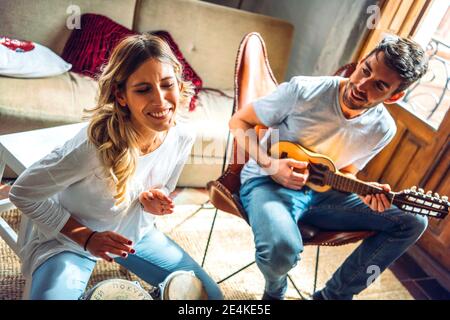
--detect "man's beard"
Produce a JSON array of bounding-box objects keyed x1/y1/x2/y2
[{"x1": 342, "y1": 82, "x2": 371, "y2": 111}]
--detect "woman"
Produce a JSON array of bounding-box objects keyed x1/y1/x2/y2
[{"x1": 9, "y1": 34, "x2": 223, "y2": 300}]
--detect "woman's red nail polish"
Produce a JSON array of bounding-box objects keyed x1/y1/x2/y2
[
  {"x1": 128, "y1": 241, "x2": 132, "y2": 245},
  {"x1": 131, "y1": 249, "x2": 136, "y2": 254},
  {"x1": 122, "y1": 253, "x2": 127, "y2": 257}
]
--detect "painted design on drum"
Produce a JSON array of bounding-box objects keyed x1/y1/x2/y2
[{"x1": 82, "y1": 279, "x2": 152, "y2": 300}]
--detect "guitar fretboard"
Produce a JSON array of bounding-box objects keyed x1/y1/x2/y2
[{"x1": 324, "y1": 171, "x2": 392, "y2": 198}]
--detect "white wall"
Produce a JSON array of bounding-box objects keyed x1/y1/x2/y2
[{"x1": 204, "y1": 0, "x2": 379, "y2": 80}]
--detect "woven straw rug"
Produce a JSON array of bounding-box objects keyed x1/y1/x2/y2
[{"x1": 0, "y1": 188, "x2": 413, "y2": 300}]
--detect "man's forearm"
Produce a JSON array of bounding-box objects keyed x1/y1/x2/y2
[{"x1": 230, "y1": 120, "x2": 274, "y2": 168}]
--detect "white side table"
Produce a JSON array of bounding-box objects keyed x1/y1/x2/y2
[{"x1": 0, "y1": 122, "x2": 87, "y2": 256}]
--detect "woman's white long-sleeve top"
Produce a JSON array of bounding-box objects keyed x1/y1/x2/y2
[{"x1": 9, "y1": 123, "x2": 195, "y2": 277}]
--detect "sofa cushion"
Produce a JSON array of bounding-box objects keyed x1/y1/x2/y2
[
  {"x1": 133, "y1": 0, "x2": 294, "y2": 90},
  {"x1": 0, "y1": 0, "x2": 137, "y2": 56},
  {"x1": 177, "y1": 89, "x2": 234, "y2": 187},
  {"x1": 0, "y1": 72, "x2": 97, "y2": 134},
  {"x1": 176, "y1": 89, "x2": 233, "y2": 160},
  {"x1": 62, "y1": 14, "x2": 137, "y2": 78}
]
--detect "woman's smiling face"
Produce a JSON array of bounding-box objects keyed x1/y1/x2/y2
[{"x1": 116, "y1": 58, "x2": 180, "y2": 134}]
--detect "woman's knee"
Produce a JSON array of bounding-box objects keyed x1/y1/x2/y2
[{"x1": 30, "y1": 252, "x2": 95, "y2": 300}]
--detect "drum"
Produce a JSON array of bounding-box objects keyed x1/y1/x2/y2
[
  {"x1": 157, "y1": 270, "x2": 207, "y2": 300},
  {"x1": 81, "y1": 279, "x2": 153, "y2": 300}
]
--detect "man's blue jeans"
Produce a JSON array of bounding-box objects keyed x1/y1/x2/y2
[
  {"x1": 240, "y1": 176, "x2": 428, "y2": 300},
  {"x1": 29, "y1": 228, "x2": 223, "y2": 300}
]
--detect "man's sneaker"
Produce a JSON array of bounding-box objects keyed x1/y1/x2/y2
[
  {"x1": 262, "y1": 291, "x2": 283, "y2": 300},
  {"x1": 311, "y1": 290, "x2": 325, "y2": 300}
]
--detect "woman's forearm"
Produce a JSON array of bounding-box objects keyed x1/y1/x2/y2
[{"x1": 60, "y1": 216, "x2": 94, "y2": 247}]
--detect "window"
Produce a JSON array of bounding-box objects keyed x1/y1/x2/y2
[{"x1": 399, "y1": 0, "x2": 450, "y2": 129}]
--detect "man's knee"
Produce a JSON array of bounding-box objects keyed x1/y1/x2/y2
[
  {"x1": 256, "y1": 237, "x2": 303, "y2": 275},
  {"x1": 394, "y1": 210, "x2": 428, "y2": 241},
  {"x1": 407, "y1": 213, "x2": 428, "y2": 239}
]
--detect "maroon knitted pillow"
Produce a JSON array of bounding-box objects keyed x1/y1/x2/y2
[
  {"x1": 62, "y1": 14, "x2": 201, "y2": 110},
  {"x1": 150, "y1": 31, "x2": 202, "y2": 111},
  {"x1": 61, "y1": 14, "x2": 137, "y2": 77}
]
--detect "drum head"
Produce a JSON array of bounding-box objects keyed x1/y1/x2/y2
[
  {"x1": 84, "y1": 279, "x2": 152, "y2": 300},
  {"x1": 161, "y1": 271, "x2": 207, "y2": 300}
]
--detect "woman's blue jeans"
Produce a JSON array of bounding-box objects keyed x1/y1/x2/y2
[
  {"x1": 29, "y1": 228, "x2": 223, "y2": 300},
  {"x1": 240, "y1": 176, "x2": 428, "y2": 300}
]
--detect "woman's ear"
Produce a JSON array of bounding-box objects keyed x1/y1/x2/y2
[
  {"x1": 384, "y1": 91, "x2": 405, "y2": 104},
  {"x1": 113, "y1": 85, "x2": 128, "y2": 107}
]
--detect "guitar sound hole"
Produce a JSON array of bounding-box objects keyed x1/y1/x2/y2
[{"x1": 309, "y1": 177, "x2": 325, "y2": 186}]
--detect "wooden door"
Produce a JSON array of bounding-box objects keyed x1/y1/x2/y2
[
  {"x1": 356, "y1": 0, "x2": 450, "y2": 289},
  {"x1": 358, "y1": 103, "x2": 450, "y2": 289}
]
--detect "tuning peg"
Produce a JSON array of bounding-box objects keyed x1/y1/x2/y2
[
  {"x1": 442, "y1": 196, "x2": 448, "y2": 202},
  {"x1": 411, "y1": 186, "x2": 417, "y2": 192},
  {"x1": 434, "y1": 192, "x2": 440, "y2": 198},
  {"x1": 426, "y1": 190, "x2": 432, "y2": 195},
  {"x1": 418, "y1": 188, "x2": 425, "y2": 194}
]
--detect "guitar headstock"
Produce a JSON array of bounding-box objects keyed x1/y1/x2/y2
[{"x1": 395, "y1": 186, "x2": 449, "y2": 219}]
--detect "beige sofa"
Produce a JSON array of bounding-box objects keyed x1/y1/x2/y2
[{"x1": 0, "y1": 0, "x2": 293, "y2": 187}]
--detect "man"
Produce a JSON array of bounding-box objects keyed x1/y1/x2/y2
[{"x1": 229, "y1": 36, "x2": 429, "y2": 300}]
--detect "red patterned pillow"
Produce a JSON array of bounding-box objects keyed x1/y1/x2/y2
[
  {"x1": 150, "y1": 31, "x2": 202, "y2": 111},
  {"x1": 61, "y1": 14, "x2": 137, "y2": 77},
  {"x1": 62, "y1": 14, "x2": 201, "y2": 110}
]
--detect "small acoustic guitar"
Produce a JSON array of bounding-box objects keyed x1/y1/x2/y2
[{"x1": 269, "y1": 141, "x2": 449, "y2": 220}]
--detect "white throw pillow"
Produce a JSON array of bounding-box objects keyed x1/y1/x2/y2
[{"x1": 0, "y1": 37, "x2": 72, "y2": 78}]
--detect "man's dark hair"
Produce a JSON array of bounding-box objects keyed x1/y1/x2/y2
[{"x1": 367, "y1": 36, "x2": 428, "y2": 93}]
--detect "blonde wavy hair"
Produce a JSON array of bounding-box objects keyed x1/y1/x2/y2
[{"x1": 85, "y1": 34, "x2": 194, "y2": 204}]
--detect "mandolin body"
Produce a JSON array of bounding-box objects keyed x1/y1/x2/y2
[{"x1": 270, "y1": 141, "x2": 337, "y2": 192}]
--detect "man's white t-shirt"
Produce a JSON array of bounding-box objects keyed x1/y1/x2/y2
[{"x1": 241, "y1": 76, "x2": 397, "y2": 185}]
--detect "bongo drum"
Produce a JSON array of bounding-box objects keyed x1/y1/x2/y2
[
  {"x1": 158, "y1": 270, "x2": 207, "y2": 300},
  {"x1": 81, "y1": 279, "x2": 152, "y2": 300}
]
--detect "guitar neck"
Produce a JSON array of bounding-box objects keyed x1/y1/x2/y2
[
  {"x1": 324, "y1": 171, "x2": 393, "y2": 199},
  {"x1": 323, "y1": 169, "x2": 450, "y2": 219},
  {"x1": 271, "y1": 141, "x2": 449, "y2": 219}
]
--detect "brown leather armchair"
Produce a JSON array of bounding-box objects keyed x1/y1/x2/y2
[{"x1": 204, "y1": 32, "x2": 373, "y2": 298}]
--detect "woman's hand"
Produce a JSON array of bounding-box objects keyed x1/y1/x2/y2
[
  {"x1": 139, "y1": 188, "x2": 174, "y2": 215},
  {"x1": 359, "y1": 182, "x2": 392, "y2": 212},
  {"x1": 269, "y1": 158, "x2": 309, "y2": 190},
  {"x1": 85, "y1": 231, "x2": 134, "y2": 262}
]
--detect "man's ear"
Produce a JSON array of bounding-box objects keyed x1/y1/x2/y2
[
  {"x1": 114, "y1": 86, "x2": 127, "y2": 107},
  {"x1": 384, "y1": 91, "x2": 405, "y2": 104}
]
